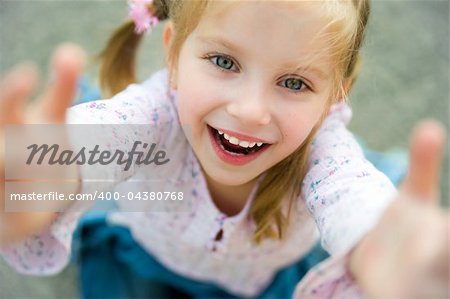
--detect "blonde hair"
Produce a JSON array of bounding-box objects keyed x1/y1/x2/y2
[{"x1": 98, "y1": 0, "x2": 371, "y2": 244}]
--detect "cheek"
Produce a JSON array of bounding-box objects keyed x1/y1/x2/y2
[
  {"x1": 281, "y1": 101, "x2": 328, "y2": 147},
  {"x1": 176, "y1": 76, "x2": 214, "y2": 126},
  {"x1": 285, "y1": 124, "x2": 312, "y2": 149}
]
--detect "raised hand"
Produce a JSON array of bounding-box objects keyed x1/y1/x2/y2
[
  {"x1": 0, "y1": 44, "x2": 85, "y2": 243},
  {"x1": 350, "y1": 120, "x2": 449, "y2": 299}
]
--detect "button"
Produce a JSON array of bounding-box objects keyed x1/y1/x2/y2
[{"x1": 214, "y1": 228, "x2": 223, "y2": 241}]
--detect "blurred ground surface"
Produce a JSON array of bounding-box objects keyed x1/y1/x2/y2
[{"x1": 0, "y1": 0, "x2": 449, "y2": 298}]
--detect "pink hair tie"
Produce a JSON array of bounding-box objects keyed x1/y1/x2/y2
[{"x1": 128, "y1": 0, "x2": 159, "y2": 34}]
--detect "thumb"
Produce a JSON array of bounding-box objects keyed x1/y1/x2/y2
[{"x1": 401, "y1": 120, "x2": 446, "y2": 203}]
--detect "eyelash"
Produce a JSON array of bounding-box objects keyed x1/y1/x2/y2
[{"x1": 202, "y1": 53, "x2": 312, "y2": 93}]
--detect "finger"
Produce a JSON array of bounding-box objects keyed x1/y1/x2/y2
[
  {"x1": 0, "y1": 63, "x2": 38, "y2": 124},
  {"x1": 0, "y1": 212, "x2": 57, "y2": 245},
  {"x1": 39, "y1": 43, "x2": 85, "y2": 123},
  {"x1": 402, "y1": 120, "x2": 446, "y2": 203}
]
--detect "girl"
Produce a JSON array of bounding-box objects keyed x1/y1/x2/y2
[{"x1": 0, "y1": 0, "x2": 448, "y2": 298}]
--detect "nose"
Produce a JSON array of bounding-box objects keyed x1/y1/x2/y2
[{"x1": 226, "y1": 84, "x2": 271, "y2": 126}]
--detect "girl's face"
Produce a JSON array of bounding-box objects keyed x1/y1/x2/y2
[{"x1": 172, "y1": 1, "x2": 334, "y2": 187}]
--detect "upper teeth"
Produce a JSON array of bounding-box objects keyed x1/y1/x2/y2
[{"x1": 218, "y1": 130, "x2": 264, "y2": 148}]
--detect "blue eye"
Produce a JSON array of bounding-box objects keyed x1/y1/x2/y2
[
  {"x1": 210, "y1": 55, "x2": 236, "y2": 71},
  {"x1": 282, "y1": 78, "x2": 306, "y2": 91}
]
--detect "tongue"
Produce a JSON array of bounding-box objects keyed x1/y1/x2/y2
[{"x1": 219, "y1": 134, "x2": 264, "y2": 155}]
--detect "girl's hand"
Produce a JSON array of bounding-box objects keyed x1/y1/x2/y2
[
  {"x1": 0, "y1": 44, "x2": 85, "y2": 244},
  {"x1": 350, "y1": 121, "x2": 449, "y2": 299}
]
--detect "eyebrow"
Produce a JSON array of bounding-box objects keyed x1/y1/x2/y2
[
  {"x1": 197, "y1": 35, "x2": 329, "y2": 81},
  {"x1": 197, "y1": 35, "x2": 245, "y2": 55},
  {"x1": 283, "y1": 65, "x2": 329, "y2": 81}
]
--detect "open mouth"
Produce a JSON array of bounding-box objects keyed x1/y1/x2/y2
[{"x1": 207, "y1": 125, "x2": 269, "y2": 156}]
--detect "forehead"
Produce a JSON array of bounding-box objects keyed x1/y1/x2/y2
[
  {"x1": 204, "y1": 0, "x2": 328, "y2": 19},
  {"x1": 201, "y1": 0, "x2": 328, "y2": 38},
  {"x1": 191, "y1": 0, "x2": 334, "y2": 71}
]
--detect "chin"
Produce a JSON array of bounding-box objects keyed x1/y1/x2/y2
[{"x1": 204, "y1": 166, "x2": 260, "y2": 187}]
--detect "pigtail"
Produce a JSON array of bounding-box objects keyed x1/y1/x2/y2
[
  {"x1": 97, "y1": 21, "x2": 142, "y2": 98},
  {"x1": 97, "y1": 0, "x2": 170, "y2": 98}
]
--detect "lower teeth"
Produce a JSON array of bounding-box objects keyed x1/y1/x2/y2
[{"x1": 215, "y1": 129, "x2": 260, "y2": 155}]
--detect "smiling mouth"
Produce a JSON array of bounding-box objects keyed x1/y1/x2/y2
[{"x1": 208, "y1": 125, "x2": 269, "y2": 156}]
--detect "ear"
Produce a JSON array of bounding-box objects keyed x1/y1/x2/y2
[
  {"x1": 335, "y1": 79, "x2": 352, "y2": 102},
  {"x1": 162, "y1": 21, "x2": 178, "y2": 90},
  {"x1": 162, "y1": 21, "x2": 174, "y2": 51}
]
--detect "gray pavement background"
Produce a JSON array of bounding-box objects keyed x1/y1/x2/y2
[{"x1": 0, "y1": 1, "x2": 449, "y2": 298}]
